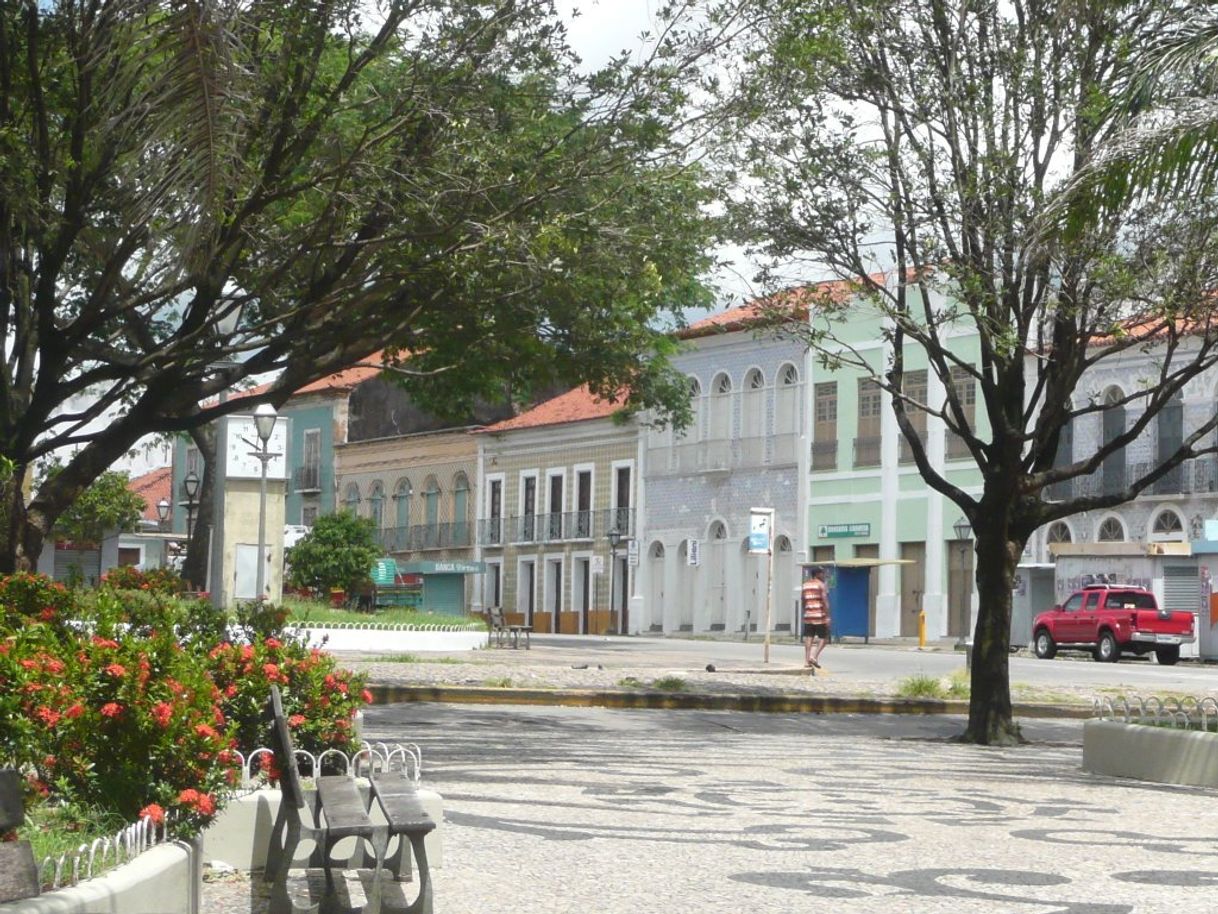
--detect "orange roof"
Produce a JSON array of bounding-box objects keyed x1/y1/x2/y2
[
  {"x1": 680, "y1": 278, "x2": 878, "y2": 339},
  {"x1": 213, "y1": 354, "x2": 387, "y2": 406},
  {"x1": 477, "y1": 385, "x2": 625, "y2": 433},
  {"x1": 128, "y1": 466, "x2": 173, "y2": 523}
]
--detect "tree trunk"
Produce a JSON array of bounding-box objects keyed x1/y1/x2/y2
[
  {"x1": 182, "y1": 427, "x2": 216, "y2": 591},
  {"x1": 961, "y1": 530, "x2": 1023, "y2": 745},
  {"x1": 0, "y1": 467, "x2": 48, "y2": 575}
]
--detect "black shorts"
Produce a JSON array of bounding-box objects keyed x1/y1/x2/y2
[{"x1": 803, "y1": 622, "x2": 829, "y2": 640}]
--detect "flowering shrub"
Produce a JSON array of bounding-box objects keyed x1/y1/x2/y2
[
  {"x1": 209, "y1": 635, "x2": 371, "y2": 758},
  {"x1": 100, "y1": 565, "x2": 184, "y2": 595},
  {"x1": 1, "y1": 621, "x2": 236, "y2": 831},
  {"x1": 0, "y1": 573, "x2": 369, "y2": 833}
]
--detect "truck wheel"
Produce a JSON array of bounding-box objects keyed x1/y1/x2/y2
[
  {"x1": 1094, "y1": 630, "x2": 1119, "y2": 663},
  {"x1": 1155, "y1": 646, "x2": 1181, "y2": 666},
  {"x1": 1033, "y1": 629, "x2": 1057, "y2": 660}
]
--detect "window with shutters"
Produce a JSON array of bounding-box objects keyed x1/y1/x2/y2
[
  {"x1": 812, "y1": 381, "x2": 837, "y2": 470},
  {"x1": 854, "y1": 378, "x2": 882, "y2": 467}
]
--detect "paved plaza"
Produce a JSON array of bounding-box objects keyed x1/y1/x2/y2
[{"x1": 350, "y1": 703, "x2": 1215, "y2": 914}]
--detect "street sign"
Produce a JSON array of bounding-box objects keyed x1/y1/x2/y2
[
  {"x1": 627, "y1": 539, "x2": 640, "y2": 567},
  {"x1": 749, "y1": 508, "x2": 773, "y2": 555},
  {"x1": 687, "y1": 539, "x2": 701, "y2": 566},
  {"x1": 591, "y1": 555, "x2": 605, "y2": 575}
]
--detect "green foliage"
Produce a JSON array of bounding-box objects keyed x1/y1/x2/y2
[
  {"x1": 652, "y1": 675, "x2": 688, "y2": 692},
  {"x1": 101, "y1": 565, "x2": 185, "y2": 595},
  {"x1": 286, "y1": 512, "x2": 382, "y2": 597},
  {"x1": 895, "y1": 675, "x2": 947, "y2": 700},
  {"x1": 41, "y1": 468, "x2": 145, "y2": 545},
  {"x1": 2, "y1": 1, "x2": 719, "y2": 570},
  {"x1": 0, "y1": 572, "x2": 369, "y2": 834}
]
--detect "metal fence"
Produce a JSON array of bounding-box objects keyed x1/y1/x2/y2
[{"x1": 1092, "y1": 694, "x2": 1218, "y2": 731}]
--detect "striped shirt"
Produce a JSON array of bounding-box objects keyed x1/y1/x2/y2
[{"x1": 802, "y1": 577, "x2": 829, "y2": 624}]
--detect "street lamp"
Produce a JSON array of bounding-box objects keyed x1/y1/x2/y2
[
  {"x1": 182, "y1": 470, "x2": 200, "y2": 543},
  {"x1": 250, "y1": 403, "x2": 279, "y2": 603},
  {"x1": 953, "y1": 515, "x2": 973, "y2": 664},
  {"x1": 156, "y1": 498, "x2": 171, "y2": 528},
  {"x1": 607, "y1": 526, "x2": 623, "y2": 635}
]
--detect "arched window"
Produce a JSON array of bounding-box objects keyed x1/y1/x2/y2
[
  {"x1": 680, "y1": 376, "x2": 703, "y2": 443},
  {"x1": 453, "y1": 473, "x2": 471, "y2": 545},
  {"x1": 780, "y1": 363, "x2": 799, "y2": 386},
  {"x1": 423, "y1": 476, "x2": 441, "y2": 526},
  {"x1": 650, "y1": 541, "x2": 665, "y2": 559},
  {"x1": 343, "y1": 482, "x2": 360, "y2": 513},
  {"x1": 709, "y1": 373, "x2": 732, "y2": 440},
  {"x1": 1097, "y1": 517, "x2": 1126, "y2": 542},
  {"x1": 1101, "y1": 387, "x2": 1126, "y2": 495},
  {"x1": 368, "y1": 481, "x2": 385, "y2": 528},
  {"x1": 776, "y1": 363, "x2": 802, "y2": 437},
  {"x1": 1046, "y1": 522, "x2": 1072, "y2": 544},
  {"x1": 710, "y1": 520, "x2": 727, "y2": 540},
  {"x1": 1152, "y1": 510, "x2": 1184, "y2": 539},
  {"x1": 776, "y1": 535, "x2": 792, "y2": 553},
  {"x1": 742, "y1": 368, "x2": 766, "y2": 439},
  {"x1": 394, "y1": 478, "x2": 412, "y2": 528},
  {"x1": 1156, "y1": 390, "x2": 1184, "y2": 494}
]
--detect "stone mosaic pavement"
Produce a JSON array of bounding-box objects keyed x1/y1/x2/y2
[{"x1": 346, "y1": 703, "x2": 1216, "y2": 914}]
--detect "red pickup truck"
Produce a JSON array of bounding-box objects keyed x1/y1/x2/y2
[{"x1": 1031, "y1": 585, "x2": 1195, "y2": 665}]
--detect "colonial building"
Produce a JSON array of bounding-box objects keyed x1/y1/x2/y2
[
  {"x1": 637, "y1": 300, "x2": 808, "y2": 635},
  {"x1": 474, "y1": 386, "x2": 638, "y2": 634}
]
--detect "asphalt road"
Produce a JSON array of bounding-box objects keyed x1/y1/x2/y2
[{"x1": 517, "y1": 633, "x2": 1218, "y2": 697}]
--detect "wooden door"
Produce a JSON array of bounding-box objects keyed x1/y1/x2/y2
[
  {"x1": 853, "y1": 543, "x2": 879, "y2": 637},
  {"x1": 899, "y1": 541, "x2": 925, "y2": 637},
  {"x1": 947, "y1": 540, "x2": 974, "y2": 638}
]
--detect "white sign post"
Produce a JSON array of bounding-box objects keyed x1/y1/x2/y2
[{"x1": 751, "y1": 508, "x2": 776, "y2": 663}]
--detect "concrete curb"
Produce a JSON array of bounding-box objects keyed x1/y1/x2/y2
[{"x1": 367, "y1": 683, "x2": 1091, "y2": 719}]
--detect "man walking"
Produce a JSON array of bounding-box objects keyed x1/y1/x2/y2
[{"x1": 801, "y1": 566, "x2": 831, "y2": 669}]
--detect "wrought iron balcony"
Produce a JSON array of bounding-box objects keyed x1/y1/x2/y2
[
  {"x1": 479, "y1": 507, "x2": 635, "y2": 545},
  {"x1": 376, "y1": 521, "x2": 472, "y2": 553},
  {"x1": 294, "y1": 465, "x2": 321, "y2": 492},
  {"x1": 811, "y1": 439, "x2": 837, "y2": 471},
  {"x1": 853, "y1": 435, "x2": 881, "y2": 468}
]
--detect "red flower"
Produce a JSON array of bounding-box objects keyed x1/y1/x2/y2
[
  {"x1": 91, "y1": 636, "x2": 119, "y2": 650},
  {"x1": 176, "y1": 788, "x2": 216, "y2": 816},
  {"x1": 64, "y1": 702, "x2": 84, "y2": 719},
  {"x1": 100, "y1": 702, "x2": 122, "y2": 718},
  {"x1": 288, "y1": 714, "x2": 305, "y2": 728},
  {"x1": 34, "y1": 706, "x2": 60, "y2": 727},
  {"x1": 262, "y1": 663, "x2": 281, "y2": 680},
  {"x1": 38, "y1": 607, "x2": 56, "y2": 622},
  {"x1": 194, "y1": 723, "x2": 219, "y2": 740},
  {"x1": 361, "y1": 689, "x2": 374, "y2": 705},
  {"x1": 139, "y1": 803, "x2": 166, "y2": 825},
  {"x1": 105, "y1": 663, "x2": 127, "y2": 677},
  {"x1": 264, "y1": 637, "x2": 281, "y2": 649},
  {"x1": 151, "y1": 702, "x2": 174, "y2": 728}
]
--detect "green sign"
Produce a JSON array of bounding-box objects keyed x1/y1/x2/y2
[
  {"x1": 396, "y1": 559, "x2": 487, "y2": 575},
  {"x1": 818, "y1": 523, "x2": 870, "y2": 539}
]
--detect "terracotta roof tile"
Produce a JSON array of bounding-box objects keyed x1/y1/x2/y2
[
  {"x1": 477, "y1": 385, "x2": 625, "y2": 433},
  {"x1": 680, "y1": 279, "x2": 873, "y2": 339},
  {"x1": 127, "y1": 466, "x2": 173, "y2": 523}
]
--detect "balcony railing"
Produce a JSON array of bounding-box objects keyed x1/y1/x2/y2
[
  {"x1": 294, "y1": 465, "x2": 321, "y2": 492},
  {"x1": 1043, "y1": 457, "x2": 1218, "y2": 502},
  {"x1": 377, "y1": 521, "x2": 472, "y2": 553},
  {"x1": 811, "y1": 439, "x2": 837, "y2": 471},
  {"x1": 480, "y1": 507, "x2": 635, "y2": 545},
  {"x1": 853, "y1": 435, "x2": 881, "y2": 468}
]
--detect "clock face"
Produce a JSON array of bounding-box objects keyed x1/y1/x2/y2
[{"x1": 224, "y1": 415, "x2": 290, "y2": 480}]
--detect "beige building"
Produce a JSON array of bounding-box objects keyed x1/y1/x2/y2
[
  {"x1": 474, "y1": 386, "x2": 638, "y2": 635},
  {"x1": 334, "y1": 428, "x2": 482, "y2": 614}
]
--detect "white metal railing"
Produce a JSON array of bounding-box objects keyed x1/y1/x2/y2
[
  {"x1": 1092, "y1": 693, "x2": 1218, "y2": 731},
  {"x1": 35, "y1": 741, "x2": 422, "y2": 892}
]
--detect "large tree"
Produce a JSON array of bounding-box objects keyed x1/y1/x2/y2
[
  {"x1": 716, "y1": 0, "x2": 1218, "y2": 743},
  {"x1": 1, "y1": 0, "x2": 726, "y2": 571}
]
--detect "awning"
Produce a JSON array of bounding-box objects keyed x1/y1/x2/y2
[{"x1": 395, "y1": 559, "x2": 487, "y2": 575}]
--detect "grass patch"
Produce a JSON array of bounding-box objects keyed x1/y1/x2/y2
[
  {"x1": 652, "y1": 675, "x2": 688, "y2": 692},
  {"x1": 282, "y1": 597, "x2": 478, "y2": 629},
  {"x1": 618, "y1": 676, "x2": 642, "y2": 688},
  {"x1": 481, "y1": 676, "x2": 514, "y2": 688},
  {"x1": 945, "y1": 669, "x2": 970, "y2": 699},
  {"x1": 895, "y1": 673, "x2": 947, "y2": 699},
  {"x1": 23, "y1": 802, "x2": 130, "y2": 875}
]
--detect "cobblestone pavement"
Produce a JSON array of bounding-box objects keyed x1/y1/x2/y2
[{"x1": 200, "y1": 643, "x2": 1218, "y2": 913}]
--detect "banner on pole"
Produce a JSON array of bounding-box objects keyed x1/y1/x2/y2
[{"x1": 748, "y1": 508, "x2": 773, "y2": 555}]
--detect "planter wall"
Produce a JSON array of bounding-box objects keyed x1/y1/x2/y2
[
  {"x1": 1083, "y1": 719, "x2": 1218, "y2": 788},
  {"x1": 0, "y1": 839, "x2": 200, "y2": 914},
  {"x1": 202, "y1": 786, "x2": 444, "y2": 871}
]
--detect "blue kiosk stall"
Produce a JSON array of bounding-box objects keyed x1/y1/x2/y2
[{"x1": 801, "y1": 559, "x2": 911, "y2": 642}]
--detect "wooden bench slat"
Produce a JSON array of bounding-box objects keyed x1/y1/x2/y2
[
  {"x1": 316, "y1": 776, "x2": 376, "y2": 839},
  {"x1": 370, "y1": 774, "x2": 436, "y2": 834}
]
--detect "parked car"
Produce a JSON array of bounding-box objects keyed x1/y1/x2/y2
[{"x1": 1031, "y1": 585, "x2": 1195, "y2": 665}]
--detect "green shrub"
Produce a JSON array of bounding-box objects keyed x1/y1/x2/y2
[
  {"x1": 895, "y1": 673, "x2": 946, "y2": 699},
  {"x1": 99, "y1": 565, "x2": 184, "y2": 595},
  {"x1": 0, "y1": 571, "x2": 77, "y2": 631},
  {"x1": 653, "y1": 675, "x2": 687, "y2": 692}
]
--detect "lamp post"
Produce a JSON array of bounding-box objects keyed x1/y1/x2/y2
[
  {"x1": 250, "y1": 404, "x2": 279, "y2": 603},
  {"x1": 182, "y1": 471, "x2": 200, "y2": 544},
  {"x1": 156, "y1": 498, "x2": 171, "y2": 568},
  {"x1": 953, "y1": 515, "x2": 973, "y2": 667},
  {"x1": 607, "y1": 526, "x2": 622, "y2": 635}
]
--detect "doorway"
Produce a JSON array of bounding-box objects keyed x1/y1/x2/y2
[
  {"x1": 899, "y1": 541, "x2": 925, "y2": 637},
  {"x1": 947, "y1": 540, "x2": 974, "y2": 638}
]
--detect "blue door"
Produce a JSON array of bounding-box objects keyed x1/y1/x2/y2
[{"x1": 830, "y1": 567, "x2": 870, "y2": 639}]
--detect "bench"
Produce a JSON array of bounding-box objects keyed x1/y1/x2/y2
[
  {"x1": 485, "y1": 605, "x2": 532, "y2": 649},
  {"x1": 263, "y1": 685, "x2": 435, "y2": 914}
]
